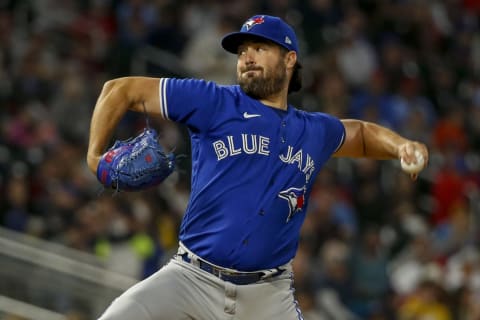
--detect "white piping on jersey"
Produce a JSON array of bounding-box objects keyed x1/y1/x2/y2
[
  {"x1": 334, "y1": 131, "x2": 346, "y2": 153},
  {"x1": 159, "y1": 78, "x2": 169, "y2": 120}
]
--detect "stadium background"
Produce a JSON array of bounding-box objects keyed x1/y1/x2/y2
[{"x1": 0, "y1": 0, "x2": 480, "y2": 319}]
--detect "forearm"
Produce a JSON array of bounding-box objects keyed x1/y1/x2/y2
[
  {"x1": 336, "y1": 119, "x2": 429, "y2": 178},
  {"x1": 359, "y1": 121, "x2": 408, "y2": 159},
  {"x1": 87, "y1": 79, "x2": 131, "y2": 172},
  {"x1": 336, "y1": 119, "x2": 410, "y2": 159}
]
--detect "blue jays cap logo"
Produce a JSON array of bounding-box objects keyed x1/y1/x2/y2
[
  {"x1": 278, "y1": 186, "x2": 306, "y2": 222},
  {"x1": 243, "y1": 16, "x2": 265, "y2": 31},
  {"x1": 221, "y1": 14, "x2": 299, "y2": 54}
]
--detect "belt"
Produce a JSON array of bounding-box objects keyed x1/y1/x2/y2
[{"x1": 178, "y1": 252, "x2": 285, "y2": 285}]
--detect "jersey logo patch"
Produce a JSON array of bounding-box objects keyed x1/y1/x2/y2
[
  {"x1": 243, "y1": 112, "x2": 261, "y2": 119},
  {"x1": 278, "y1": 186, "x2": 306, "y2": 222},
  {"x1": 243, "y1": 16, "x2": 265, "y2": 31}
]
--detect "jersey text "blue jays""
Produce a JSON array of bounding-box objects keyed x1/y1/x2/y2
[
  {"x1": 212, "y1": 134, "x2": 316, "y2": 180},
  {"x1": 212, "y1": 134, "x2": 270, "y2": 160}
]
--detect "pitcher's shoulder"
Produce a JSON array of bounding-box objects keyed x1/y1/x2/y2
[{"x1": 292, "y1": 108, "x2": 341, "y2": 122}]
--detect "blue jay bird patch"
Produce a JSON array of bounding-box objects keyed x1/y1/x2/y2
[{"x1": 278, "y1": 186, "x2": 306, "y2": 222}]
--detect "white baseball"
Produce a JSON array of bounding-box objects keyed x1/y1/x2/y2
[{"x1": 400, "y1": 150, "x2": 425, "y2": 174}]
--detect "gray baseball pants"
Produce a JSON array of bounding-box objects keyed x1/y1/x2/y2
[{"x1": 97, "y1": 246, "x2": 304, "y2": 320}]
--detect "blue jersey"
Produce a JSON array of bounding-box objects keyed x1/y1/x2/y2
[{"x1": 158, "y1": 78, "x2": 345, "y2": 271}]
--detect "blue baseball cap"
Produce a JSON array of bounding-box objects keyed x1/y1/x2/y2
[{"x1": 222, "y1": 15, "x2": 299, "y2": 54}]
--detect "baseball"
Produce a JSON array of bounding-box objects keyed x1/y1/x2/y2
[{"x1": 400, "y1": 150, "x2": 425, "y2": 174}]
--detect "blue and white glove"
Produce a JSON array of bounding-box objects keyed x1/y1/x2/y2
[{"x1": 96, "y1": 128, "x2": 175, "y2": 192}]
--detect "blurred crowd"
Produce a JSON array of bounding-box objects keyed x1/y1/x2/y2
[{"x1": 1, "y1": 0, "x2": 480, "y2": 319}]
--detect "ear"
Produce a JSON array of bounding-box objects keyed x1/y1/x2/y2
[{"x1": 285, "y1": 51, "x2": 297, "y2": 69}]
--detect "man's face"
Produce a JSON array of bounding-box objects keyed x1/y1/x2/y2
[{"x1": 236, "y1": 40, "x2": 288, "y2": 99}]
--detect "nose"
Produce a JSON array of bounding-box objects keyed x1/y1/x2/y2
[{"x1": 242, "y1": 47, "x2": 256, "y2": 65}]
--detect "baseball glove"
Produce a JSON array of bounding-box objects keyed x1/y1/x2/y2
[{"x1": 96, "y1": 128, "x2": 175, "y2": 192}]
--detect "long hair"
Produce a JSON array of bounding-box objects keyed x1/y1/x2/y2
[
  {"x1": 278, "y1": 45, "x2": 302, "y2": 94},
  {"x1": 288, "y1": 61, "x2": 302, "y2": 94}
]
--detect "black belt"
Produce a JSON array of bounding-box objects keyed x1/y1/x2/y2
[{"x1": 178, "y1": 253, "x2": 284, "y2": 285}]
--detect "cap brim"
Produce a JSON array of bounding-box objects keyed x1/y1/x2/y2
[{"x1": 221, "y1": 32, "x2": 280, "y2": 54}]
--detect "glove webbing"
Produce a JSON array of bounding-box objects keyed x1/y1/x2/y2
[{"x1": 97, "y1": 102, "x2": 154, "y2": 196}]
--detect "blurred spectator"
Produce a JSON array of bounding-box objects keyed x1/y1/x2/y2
[
  {"x1": 348, "y1": 69, "x2": 397, "y2": 129},
  {"x1": 389, "y1": 233, "x2": 439, "y2": 297},
  {"x1": 336, "y1": 7, "x2": 377, "y2": 89},
  {"x1": 349, "y1": 226, "x2": 391, "y2": 318},
  {"x1": 392, "y1": 75, "x2": 437, "y2": 135},
  {"x1": 452, "y1": 285, "x2": 480, "y2": 320},
  {"x1": 146, "y1": 2, "x2": 188, "y2": 55},
  {"x1": 3, "y1": 175, "x2": 31, "y2": 232},
  {"x1": 295, "y1": 286, "x2": 327, "y2": 320},
  {"x1": 182, "y1": 12, "x2": 237, "y2": 84},
  {"x1": 315, "y1": 239, "x2": 357, "y2": 319},
  {"x1": 444, "y1": 246, "x2": 480, "y2": 295},
  {"x1": 50, "y1": 63, "x2": 93, "y2": 144},
  {"x1": 397, "y1": 280, "x2": 452, "y2": 320},
  {"x1": 430, "y1": 157, "x2": 468, "y2": 227},
  {"x1": 351, "y1": 159, "x2": 387, "y2": 228},
  {"x1": 300, "y1": 0, "x2": 344, "y2": 54}
]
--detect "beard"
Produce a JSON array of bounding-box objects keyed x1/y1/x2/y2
[{"x1": 238, "y1": 60, "x2": 287, "y2": 99}]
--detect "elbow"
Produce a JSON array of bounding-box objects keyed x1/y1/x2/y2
[
  {"x1": 103, "y1": 79, "x2": 116, "y2": 91},
  {"x1": 98, "y1": 76, "x2": 152, "y2": 113},
  {"x1": 98, "y1": 77, "x2": 132, "y2": 105},
  {"x1": 102, "y1": 77, "x2": 128, "y2": 93},
  {"x1": 99, "y1": 78, "x2": 119, "y2": 100}
]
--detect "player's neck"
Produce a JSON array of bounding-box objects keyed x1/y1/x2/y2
[{"x1": 259, "y1": 90, "x2": 289, "y2": 111}]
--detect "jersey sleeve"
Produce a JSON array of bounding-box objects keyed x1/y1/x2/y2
[
  {"x1": 317, "y1": 113, "x2": 346, "y2": 155},
  {"x1": 158, "y1": 78, "x2": 222, "y2": 132}
]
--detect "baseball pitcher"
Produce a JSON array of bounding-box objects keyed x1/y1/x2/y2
[{"x1": 87, "y1": 15, "x2": 428, "y2": 320}]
